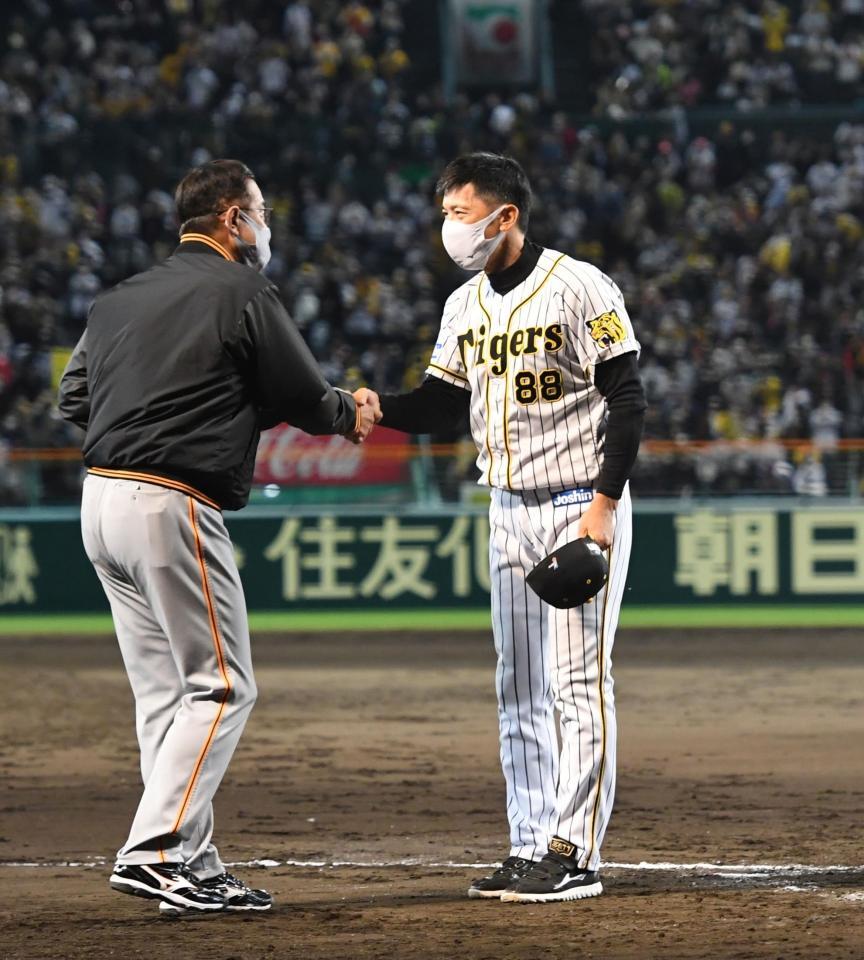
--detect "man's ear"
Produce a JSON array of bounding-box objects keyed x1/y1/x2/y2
[
  {"x1": 500, "y1": 204, "x2": 520, "y2": 232},
  {"x1": 222, "y1": 204, "x2": 241, "y2": 234}
]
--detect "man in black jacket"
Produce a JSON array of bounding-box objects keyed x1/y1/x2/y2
[{"x1": 58, "y1": 159, "x2": 376, "y2": 914}]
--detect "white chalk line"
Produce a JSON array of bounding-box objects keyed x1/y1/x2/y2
[{"x1": 2, "y1": 856, "x2": 862, "y2": 880}]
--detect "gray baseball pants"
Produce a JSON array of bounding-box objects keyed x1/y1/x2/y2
[{"x1": 81, "y1": 472, "x2": 256, "y2": 878}]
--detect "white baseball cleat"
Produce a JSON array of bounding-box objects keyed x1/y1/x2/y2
[
  {"x1": 109, "y1": 863, "x2": 226, "y2": 911},
  {"x1": 159, "y1": 871, "x2": 272, "y2": 914}
]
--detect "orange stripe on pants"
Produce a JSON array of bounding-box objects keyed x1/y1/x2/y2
[{"x1": 166, "y1": 499, "x2": 233, "y2": 848}]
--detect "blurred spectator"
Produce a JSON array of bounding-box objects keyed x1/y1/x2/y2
[{"x1": 792, "y1": 450, "x2": 828, "y2": 496}]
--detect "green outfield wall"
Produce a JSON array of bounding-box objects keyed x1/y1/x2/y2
[{"x1": 0, "y1": 502, "x2": 862, "y2": 614}]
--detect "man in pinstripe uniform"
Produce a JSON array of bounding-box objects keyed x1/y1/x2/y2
[{"x1": 369, "y1": 153, "x2": 646, "y2": 903}]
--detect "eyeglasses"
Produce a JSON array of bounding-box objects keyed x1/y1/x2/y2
[
  {"x1": 242, "y1": 205, "x2": 273, "y2": 226},
  {"x1": 215, "y1": 205, "x2": 273, "y2": 226}
]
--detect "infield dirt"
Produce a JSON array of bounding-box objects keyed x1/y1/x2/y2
[{"x1": 1, "y1": 628, "x2": 862, "y2": 960}]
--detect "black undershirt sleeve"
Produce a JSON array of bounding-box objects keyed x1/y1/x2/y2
[
  {"x1": 379, "y1": 376, "x2": 471, "y2": 434},
  {"x1": 593, "y1": 351, "x2": 647, "y2": 500}
]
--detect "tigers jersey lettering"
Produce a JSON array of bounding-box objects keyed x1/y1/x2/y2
[{"x1": 427, "y1": 248, "x2": 640, "y2": 491}]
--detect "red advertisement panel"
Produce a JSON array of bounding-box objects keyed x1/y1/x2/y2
[{"x1": 254, "y1": 425, "x2": 409, "y2": 486}]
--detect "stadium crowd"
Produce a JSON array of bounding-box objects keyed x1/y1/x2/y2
[
  {"x1": 586, "y1": 0, "x2": 864, "y2": 115},
  {"x1": 1, "y1": 0, "x2": 862, "y2": 502}
]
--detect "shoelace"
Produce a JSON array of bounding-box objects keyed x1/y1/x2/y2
[
  {"x1": 180, "y1": 865, "x2": 211, "y2": 887},
  {"x1": 212, "y1": 871, "x2": 249, "y2": 891}
]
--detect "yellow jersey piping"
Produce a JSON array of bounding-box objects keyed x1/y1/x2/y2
[
  {"x1": 428, "y1": 361, "x2": 469, "y2": 383},
  {"x1": 502, "y1": 253, "x2": 567, "y2": 489},
  {"x1": 586, "y1": 539, "x2": 612, "y2": 867},
  {"x1": 476, "y1": 278, "x2": 496, "y2": 485}
]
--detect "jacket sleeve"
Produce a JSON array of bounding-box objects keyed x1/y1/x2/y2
[
  {"x1": 57, "y1": 330, "x2": 90, "y2": 430},
  {"x1": 241, "y1": 286, "x2": 357, "y2": 436}
]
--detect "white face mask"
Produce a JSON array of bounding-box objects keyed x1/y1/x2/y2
[
  {"x1": 441, "y1": 205, "x2": 506, "y2": 270},
  {"x1": 237, "y1": 210, "x2": 272, "y2": 272}
]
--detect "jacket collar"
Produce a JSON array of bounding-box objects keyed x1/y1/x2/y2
[{"x1": 177, "y1": 233, "x2": 234, "y2": 261}]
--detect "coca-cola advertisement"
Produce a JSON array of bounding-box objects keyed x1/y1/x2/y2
[{"x1": 254, "y1": 425, "x2": 410, "y2": 486}]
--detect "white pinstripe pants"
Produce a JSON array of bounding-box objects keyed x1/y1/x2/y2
[{"x1": 489, "y1": 484, "x2": 632, "y2": 869}]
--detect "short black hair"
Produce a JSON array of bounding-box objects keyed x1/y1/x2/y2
[
  {"x1": 436, "y1": 152, "x2": 532, "y2": 229},
  {"x1": 175, "y1": 159, "x2": 256, "y2": 235}
]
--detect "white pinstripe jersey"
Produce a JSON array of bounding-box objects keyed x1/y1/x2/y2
[{"x1": 426, "y1": 247, "x2": 640, "y2": 492}]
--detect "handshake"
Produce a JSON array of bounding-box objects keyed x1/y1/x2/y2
[{"x1": 345, "y1": 387, "x2": 382, "y2": 444}]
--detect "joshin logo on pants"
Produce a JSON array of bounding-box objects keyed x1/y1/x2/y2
[{"x1": 551, "y1": 488, "x2": 594, "y2": 507}]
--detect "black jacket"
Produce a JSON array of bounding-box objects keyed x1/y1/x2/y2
[{"x1": 58, "y1": 238, "x2": 356, "y2": 510}]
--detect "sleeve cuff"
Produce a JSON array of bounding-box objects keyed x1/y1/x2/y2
[
  {"x1": 592, "y1": 338, "x2": 641, "y2": 365},
  {"x1": 425, "y1": 364, "x2": 471, "y2": 390}
]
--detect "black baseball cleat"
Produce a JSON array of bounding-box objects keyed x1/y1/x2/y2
[
  {"x1": 500, "y1": 837, "x2": 602, "y2": 903},
  {"x1": 109, "y1": 862, "x2": 227, "y2": 911},
  {"x1": 160, "y1": 871, "x2": 272, "y2": 914},
  {"x1": 467, "y1": 856, "x2": 535, "y2": 899}
]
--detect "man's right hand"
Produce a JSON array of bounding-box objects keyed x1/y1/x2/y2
[{"x1": 346, "y1": 388, "x2": 382, "y2": 443}]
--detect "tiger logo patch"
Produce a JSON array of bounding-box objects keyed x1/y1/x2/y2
[{"x1": 586, "y1": 310, "x2": 626, "y2": 347}]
